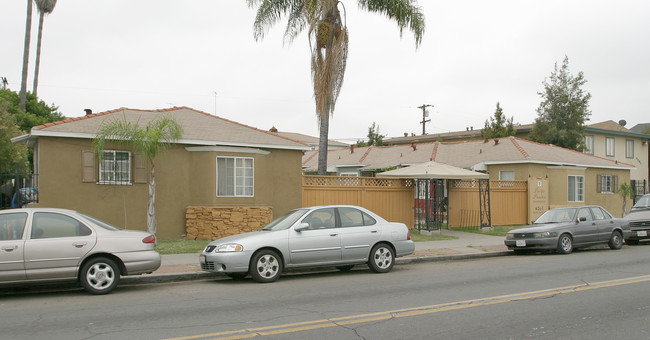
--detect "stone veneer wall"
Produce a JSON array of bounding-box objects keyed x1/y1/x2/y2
[{"x1": 185, "y1": 206, "x2": 274, "y2": 240}]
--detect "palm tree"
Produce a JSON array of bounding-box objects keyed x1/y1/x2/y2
[
  {"x1": 19, "y1": 0, "x2": 34, "y2": 111},
  {"x1": 618, "y1": 182, "x2": 635, "y2": 217},
  {"x1": 32, "y1": 0, "x2": 57, "y2": 97},
  {"x1": 93, "y1": 115, "x2": 183, "y2": 241},
  {"x1": 247, "y1": 0, "x2": 425, "y2": 175}
]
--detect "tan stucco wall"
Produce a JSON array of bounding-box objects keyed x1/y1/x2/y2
[
  {"x1": 588, "y1": 132, "x2": 648, "y2": 182},
  {"x1": 34, "y1": 137, "x2": 303, "y2": 240}
]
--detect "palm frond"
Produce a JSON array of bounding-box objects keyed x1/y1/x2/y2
[{"x1": 357, "y1": 0, "x2": 425, "y2": 47}]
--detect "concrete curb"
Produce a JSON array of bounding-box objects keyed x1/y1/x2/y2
[{"x1": 121, "y1": 250, "x2": 513, "y2": 286}]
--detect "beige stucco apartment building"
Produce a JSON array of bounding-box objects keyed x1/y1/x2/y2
[{"x1": 14, "y1": 107, "x2": 309, "y2": 240}]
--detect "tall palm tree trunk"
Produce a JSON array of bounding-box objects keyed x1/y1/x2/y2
[
  {"x1": 20, "y1": 0, "x2": 33, "y2": 111},
  {"x1": 148, "y1": 163, "x2": 157, "y2": 243},
  {"x1": 32, "y1": 10, "x2": 46, "y2": 97},
  {"x1": 317, "y1": 101, "x2": 331, "y2": 175}
]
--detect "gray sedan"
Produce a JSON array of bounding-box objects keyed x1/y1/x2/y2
[
  {"x1": 504, "y1": 206, "x2": 630, "y2": 254},
  {"x1": 0, "y1": 208, "x2": 161, "y2": 294},
  {"x1": 200, "y1": 205, "x2": 415, "y2": 282}
]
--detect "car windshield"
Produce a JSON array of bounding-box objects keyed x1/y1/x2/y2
[
  {"x1": 534, "y1": 208, "x2": 577, "y2": 224},
  {"x1": 631, "y1": 196, "x2": 650, "y2": 210},
  {"x1": 80, "y1": 213, "x2": 122, "y2": 231},
  {"x1": 262, "y1": 209, "x2": 309, "y2": 231}
]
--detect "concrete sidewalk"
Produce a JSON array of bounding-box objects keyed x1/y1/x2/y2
[{"x1": 122, "y1": 229, "x2": 511, "y2": 284}]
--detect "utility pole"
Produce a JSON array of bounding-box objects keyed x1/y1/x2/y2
[{"x1": 418, "y1": 104, "x2": 433, "y2": 135}]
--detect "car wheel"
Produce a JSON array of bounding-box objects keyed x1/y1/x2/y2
[
  {"x1": 626, "y1": 239, "x2": 640, "y2": 245},
  {"x1": 249, "y1": 250, "x2": 282, "y2": 283},
  {"x1": 226, "y1": 273, "x2": 247, "y2": 280},
  {"x1": 368, "y1": 243, "x2": 394, "y2": 273},
  {"x1": 556, "y1": 234, "x2": 573, "y2": 254},
  {"x1": 80, "y1": 257, "x2": 120, "y2": 295},
  {"x1": 608, "y1": 231, "x2": 623, "y2": 250},
  {"x1": 336, "y1": 265, "x2": 354, "y2": 271}
]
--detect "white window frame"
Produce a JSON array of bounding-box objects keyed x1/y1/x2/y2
[
  {"x1": 606, "y1": 137, "x2": 615, "y2": 157},
  {"x1": 216, "y1": 157, "x2": 254, "y2": 197},
  {"x1": 584, "y1": 135, "x2": 594, "y2": 155},
  {"x1": 601, "y1": 175, "x2": 613, "y2": 193},
  {"x1": 626, "y1": 139, "x2": 634, "y2": 159},
  {"x1": 499, "y1": 170, "x2": 515, "y2": 181},
  {"x1": 568, "y1": 175, "x2": 584, "y2": 202},
  {"x1": 98, "y1": 150, "x2": 131, "y2": 185},
  {"x1": 339, "y1": 172, "x2": 359, "y2": 177}
]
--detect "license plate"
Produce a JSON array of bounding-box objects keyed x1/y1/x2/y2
[
  {"x1": 516, "y1": 240, "x2": 526, "y2": 247},
  {"x1": 199, "y1": 254, "x2": 206, "y2": 264},
  {"x1": 638, "y1": 231, "x2": 648, "y2": 237}
]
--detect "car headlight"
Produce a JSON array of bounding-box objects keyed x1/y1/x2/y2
[
  {"x1": 216, "y1": 243, "x2": 243, "y2": 252},
  {"x1": 533, "y1": 231, "x2": 557, "y2": 238},
  {"x1": 505, "y1": 233, "x2": 514, "y2": 240}
]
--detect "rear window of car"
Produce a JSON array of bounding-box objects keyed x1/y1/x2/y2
[{"x1": 79, "y1": 213, "x2": 122, "y2": 231}]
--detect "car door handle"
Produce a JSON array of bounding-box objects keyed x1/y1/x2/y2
[
  {"x1": 73, "y1": 242, "x2": 87, "y2": 248},
  {"x1": 2, "y1": 245, "x2": 18, "y2": 252},
  {"x1": 370, "y1": 230, "x2": 378, "y2": 233},
  {"x1": 329, "y1": 233, "x2": 338, "y2": 237}
]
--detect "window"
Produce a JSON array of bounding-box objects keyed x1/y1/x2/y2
[
  {"x1": 0, "y1": 213, "x2": 28, "y2": 241},
  {"x1": 626, "y1": 139, "x2": 634, "y2": 158},
  {"x1": 584, "y1": 135, "x2": 594, "y2": 155},
  {"x1": 339, "y1": 207, "x2": 377, "y2": 227},
  {"x1": 499, "y1": 171, "x2": 515, "y2": 180},
  {"x1": 99, "y1": 150, "x2": 131, "y2": 184},
  {"x1": 31, "y1": 213, "x2": 92, "y2": 239},
  {"x1": 217, "y1": 157, "x2": 253, "y2": 197},
  {"x1": 597, "y1": 174, "x2": 617, "y2": 194},
  {"x1": 606, "y1": 137, "x2": 615, "y2": 157},
  {"x1": 590, "y1": 207, "x2": 607, "y2": 220},
  {"x1": 568, "y1": 175, "x2": 584, "y2": 202},
  {"x1": 577, "y1": 208, "x2": 593, "y2": 221},
  {"x1": 303, "y1": 208, "x2": 336, "y2": 229}
]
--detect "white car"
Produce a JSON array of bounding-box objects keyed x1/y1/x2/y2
[
  {"x1": 200, "y1": 205, "x2": 415, "y2": 282},
  {"x1": 0, "y1": 208, "x2": 161, "y2": 294}
]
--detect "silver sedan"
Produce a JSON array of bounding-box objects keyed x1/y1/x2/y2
[
  {"x1": 0, "y1": 208, "x2": 161, "y2": 294},
  {"x1": 200, "y1": 205, "x2": 415, "y2": 282}
]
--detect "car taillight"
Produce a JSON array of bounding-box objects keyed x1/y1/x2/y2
[
  {"x1": 142, "y1": 235, "x2": 156, "y2": 244},
  {"x1": 407, "y1": 230, "x2": 411, "y2": 240}
]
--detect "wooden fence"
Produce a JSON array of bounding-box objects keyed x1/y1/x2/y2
[
  {"x1": 449, "y1": 180, "x2": 528, "y2": 227},
  {"x1": 302, "y1": 175, "x2": 415, "y2": 227}
]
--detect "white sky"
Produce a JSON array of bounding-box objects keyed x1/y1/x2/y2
[{"x1": 1, "y1": 0, "x2": 649, "y2": 142}]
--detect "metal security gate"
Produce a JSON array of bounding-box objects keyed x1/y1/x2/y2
[
  {"x1": 415, "y1": 179, "x2": 447, "y2": 231},
  {"x1": 478, "y1": 178, "x2": 492, "y2": 229},
  {"x1": 631, "y1": 179, "x2": 648, "y2": 204},
  {"x1": 0, "y1": 172, "x2": 39, "y2": 209}
]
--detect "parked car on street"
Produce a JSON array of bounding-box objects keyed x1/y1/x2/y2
[
  {"x1": 624, "y1": 194, "x2": 650, "y2": 245},
  {"x1": 200, "y1": 205, "x2": 415, "y2": 282},
  {"x1": 0, "y1": 208, "x2": 161, "y2": 294},
  {"x1": 504, "y1": 206, "x2": 630, "y2": 254}
]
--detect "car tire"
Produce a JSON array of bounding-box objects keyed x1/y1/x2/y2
[
  {"x1": 608, "y1": 231, "x2": 623, "y2": 250},
  {"x1": 336, "y1": 265, "x2": 354, "y2": 272},
  {"x1": 626, "y1": 239, "x2": 640, "y2": 245},
  {"x1": 80, "y1": 257, "x2": 120, "y2": 295},
  {"x1": 226, "y1": 273, "x2": 247, "y2": 280},
  {"x1": 368, "y1": 243, "x2": 394, "y2": 273},
  {"x1": 556, "y1": 234, "x2": 573, "y2": 254},
  {"x1": 249, "y1": 250, "x2": 282, "y2": 283}
]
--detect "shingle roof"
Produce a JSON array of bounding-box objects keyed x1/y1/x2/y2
[
  {"x1": 302, "y1": 136, "x2": 634, "y2": 172},
  {"x1": 29, "y1": 107, "x2": 309, "y2": 150}
]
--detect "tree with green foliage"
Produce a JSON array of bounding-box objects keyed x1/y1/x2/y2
[
  {"x1": 0, "y1": 88, "x2": 64, "y2": 132},
  {"x1": 356, "y1": 122, "x2": 385, "y2": 146},
  {"x1": 481, "y1": 102, "x2": 515, "y2": 139},
  {"x1": 618, "y1": 182, "x2": 635, "y2": 217},
  {"x1": 528, "y1": 56, "x2": 591, "y2": 151},
  {"x1": 247, "y1": 0, "x2": 425, "y2": 175},
  {"x1": 0, "y1": 101, "x2": 29, "y2": 173},
  {"x1": 93, "y1": 115, "x2": 183, "y2": 240}
]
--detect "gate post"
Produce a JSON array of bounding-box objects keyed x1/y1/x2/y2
[{"x1": 478, "y1": 179, "x2": 492, "y2": 230}]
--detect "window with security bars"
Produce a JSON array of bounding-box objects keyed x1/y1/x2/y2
[
  {"x1": 99, "y1": 151, "x2": 131, "y2": 184},
  {"x1": 217, "y1": 157, "x2": 253, "y2": 197}
]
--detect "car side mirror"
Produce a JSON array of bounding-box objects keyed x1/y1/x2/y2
[
  {"x1": 294, "y1": 223, "x2": 310, "y2": 232},
  {"x1": 577, "y1": 217, "x2": 587, "y2": 223}
]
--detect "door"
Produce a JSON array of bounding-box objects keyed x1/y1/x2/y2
[
  {"x1": 338, "y1": 207, "x2": 380, "y2": 261},
  {"x1": 591, "y1": 207, "x2": 616, "y2": 241},
  {"x1": 0, "y1": 212, "x2": 28, "y2": 282},
  {"x1": 571, "y1": 208, "x2": 598, "y2": 245},
  {"x1": 23, "y1": 212, "x2": 97, "y2": 280},
  {"x1": 289, "y1": 208, "x2": 341, "y2": 265}
]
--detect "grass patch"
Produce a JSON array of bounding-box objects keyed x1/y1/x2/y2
[
  {"x1": 455, "y1": 225, "x2": 524, "y2": 237},
  {"x1": 410, "y1": 230, "x2": 458, "y2": 242},
  {"x1": 156, "y1": 239, "x2": 211, "y2": 255}
]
